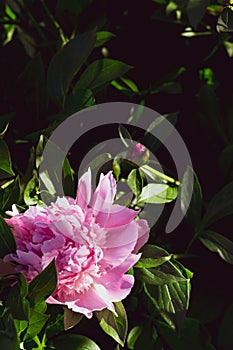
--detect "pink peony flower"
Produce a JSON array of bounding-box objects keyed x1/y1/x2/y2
[{"x1": 4, "y1": 169, "x2": 149, "y2": 318}]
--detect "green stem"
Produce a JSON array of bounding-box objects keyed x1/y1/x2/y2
[
  {"x1": 33, "y1": 336, "x2": 43, "y2": 350},
  {"x1": 185, "y1": 232, "x2": 199, "y2": 254},
  {"x1": 39, "y1": 0, "x2": 68, "y2": 45},
  {"x1": 141, "y1": 164, "x2": 180, "y2": 186},
  {"x1": 172, "y1": 253, "x2": 199, "y2": 259}
]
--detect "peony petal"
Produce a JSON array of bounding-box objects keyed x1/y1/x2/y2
[
  {"x1": 66, "y1": 284, "x2": 115, "y2": 318},
  {"x1": 96, "y1": 204, "x2": 139, "y2": 228},
  {"x1": 98, "y1": 273, "x2": 135, "y2": 302},
  {"x1": 91, "y1": 171, "x2": 116, "y2": 215},
  {"x1": 76, "y1": 168, "x2": 92, "y2": 209},
  {"x1": 100, "y1": 222, "x2": 138, "y2": 267},
  {"x1": 102, "y1": 221, "x2": 138, "y2": 249},
  {"x1": 133, "y1": 219, "x2": 150, "y2": 253}
]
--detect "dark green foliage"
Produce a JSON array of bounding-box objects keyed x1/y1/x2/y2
[{"x1": 0, "y1": 1, "x2": 232, "y2": 349}]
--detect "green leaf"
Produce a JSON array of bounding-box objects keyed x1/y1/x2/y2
[
  {"x1": 0, "y1": 139, "x2": 15, "y2": 180},
  {"x1": 218, "y1": 303, "x2": 233, "y2": 349},
  {"x1": 63, "y1": 306, "x2": 83, "y2": 330},
  {"x1": 64, "y1": 88, "x2": 95, "y2": 115},
  {"x1": 138, "y1": 183, "x2": 178, "y2": 204},
  {"x1": 6, "y1": 273, "x2": 30, "y2": 320},
  {"x1": 127, "y1": 169, "x2": 143, "y2": 197},
  {"x1": 198, "y1": 84, "x2": 227, "y2": 144},
  {"x1": 133, "y1": 324, "x2": 159, "y2": 350},
  {"x1": 95, "y1": 31, "x2": 116, "y2": 48},
  {"x1": 95, "y1": 302, "x2": 128, "y2": 347},
  {"x1": 28, "y1": 259, "x2": 57, "y2": 309},
  {"x1": 111, "y1": 78, "x2": 138, "y2": 96},
  {"x1": 24, "y1": 308, "x2": 49, "y2": 340},
  {"x1": 199, "y1": 230, "x2": 233, "y2": 265},
  {"x1": 219, "y1": 144, "x2": 233, "y2": 176},
  {"x1": 0, "y1": 214, "x2": 16, "y2": 258},
  {"x1": 24, "y1": 173, "x2": 43, "y2": 206},
  {"x1": 0, "y1": 177, "x2": 20, "y2": 214},
  {"x1": 134, "y1": 244, "x2": 172, "y2": 268},
  {"x1": 137, "y1": 258, "x2": 192, "y2": 330},
  {"x1": 127, "y1": 326, "x2": 143, "y2": 349},
  {"x1": 113, "y1": 159, "x2": 121, "y2": 181},
  {"x1": 181, "y1": 166, "x2": 202, "y2": 228},
  {"x1": 63, "y1": 158, "x2": 75, "y2": 197},
  {"x1": 224, "y1": 40, "x2": 233, "y2": 58},
  {"x1": 16, "y1": 53, "x2": 47, "y2": 119},
  {"x1": 155, "y1": 318, "x2": 215, "y2": 350},
  {"x1": 47, "y1": 29, "x2": 96, "y2": 105},
  {"x1": 135, "y1": 256, "x2": 172, "y2": 268},
  {"x1": 187, "y1": 0, "x2": 210, "y2": 29},
  {"x1": 0, "y1": 308, "x2": 20, "y2": 350},
  {"x1": 0, "y1": 114, "x2": 14, "y2": 137},
  {"x1": 118, "y1": 124, "x2": 133, "y2": 148},
  {"x1": 14, "y1": 319, "x2": 28, "y2": 336},
  {"x1": 202, "y1": 180, "x2": 233, "y2": 227},
  {"x1": 52, "y1": 334, "x2": 101, "y2": 350},
  {"x1": 120, "y1": 77, "x2": 139, "y2": 93},
  {"x1": 75, "y1": 58, "x2": 132, "y2": 92},
  {"x1": 217, "y1": 7, "x2": 233, "y2": 33}
]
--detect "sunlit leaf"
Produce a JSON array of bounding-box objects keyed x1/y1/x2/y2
[
  {"x1": 136, "y1": 256, "x2": 192, "y2": 330},
  {"x1": 95, "y1": 302, "x2": 128, "y2": 347},
  {"x1": 95, "y1": 31, "x2": 116, "y2": 47},
  {"x1": 24, "y1": 173, "x2": 43, "y2": 206},
  {"x1": 135, "y1": 244, "x2": 172, "y2": 268},
  {"x1": 24, "y1": 308, "x2": 49, "y2": 340},
  {"x1": 138, "y1": 183, "x2": 178, "y2": 204},
  {"x1": 217, "y1": 7, "x2": 233, "y2": 33},
  {"x1": 127, "y1": 326, "x2": 143, "y2": 349},
  {"x1": 0, "y1": 177, "x2": 20, "y2": 214},
  {"x1": 14, "y1": 320, "x2": 28, "y2": 337},
  {"x1": 127, "y1": 169, "x2": 143, "y2": 197}
]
